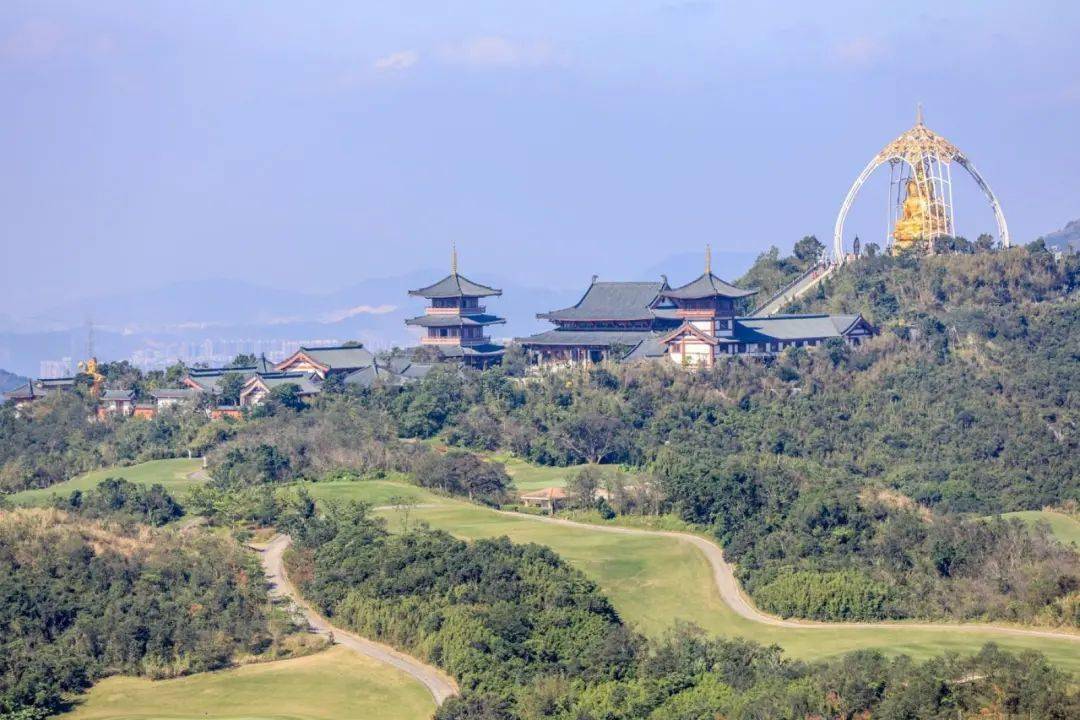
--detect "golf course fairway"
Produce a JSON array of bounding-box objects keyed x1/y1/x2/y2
[
  {"x1": 61, "y1": 646, "x2": 434, "y2": 720},
  {"x1": 301, "y1": 479, "x2": 1080, "y2": 673},
  {"x1": 9, "y1": 458, "x2": 203, "y2": 506}
]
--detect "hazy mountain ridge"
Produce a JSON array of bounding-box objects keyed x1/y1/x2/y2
[
  {"x1": 0, "y1": 251, "x2": 756, "y2": 376},
  {"x1": 0, "y1": 369, "x2": 29, "y2": 393},
  {"x1": 1041, "y1": 218, "x2": 1080, "y2": 252}
]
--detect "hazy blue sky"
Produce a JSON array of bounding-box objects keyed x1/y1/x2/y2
[{"x1": 2, "y1": 1, "x2": 1078, "y2": 315}]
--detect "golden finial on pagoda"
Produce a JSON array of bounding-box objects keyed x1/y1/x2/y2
[
  {"x1": 451, "y1": 241, "x2": 458, "y2": 274},
  {"x1": 916, "y1": 102, "x2": 924, "y2": 126},
  {"x1": 705, "y1": 244, "x2": 712, "y2": 274}
]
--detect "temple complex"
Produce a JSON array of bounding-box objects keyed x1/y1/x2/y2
[
  {"x1": 519, "y1": 278, "x2": 679, "y2": 363},
  {"x1": 405, "y1": 246, "x2": 505, "y2": 367},
  {"x1": 3, "y1": 377, "x2": 78, "y2": 408},
  {"x1": 520, "y1": 247, "x2": 874, "y2": 367}
]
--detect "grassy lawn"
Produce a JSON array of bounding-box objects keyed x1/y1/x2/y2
[
  {"x1": 9, "y1": 458, "x2": 204, "y2": 506},
  {"x1": 488, "y1": 453, "x2": 642, "y2": 493},
  {"x1": 61, "y1": 646, "x2": 434, "y2": 720},
  {"x1": 997, "y1": 510, "x2": 1080, "y2": 547},
  {"x1": 305, "y1": 480, "x2": 1080, "y2": 673},
  {"x1": 294, "y1": 477, "x2": 429, "y2": 506}
]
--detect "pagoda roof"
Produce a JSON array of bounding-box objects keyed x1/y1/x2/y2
[
  {"x1": 404, "y1": 313, "x2": 506, "y2": 328},
  {"x1": 409, "y1": 273, "x2": 502, "y2": 299},
  {"x1": 101, "y1": 388, "x2": 135, "y2": 401},
  {"x1": 538, "y1": 280, "x2": 668, "y2": 322},
  {"x1": 660, "y1": 272, "x2": 758, "y2": 301}
]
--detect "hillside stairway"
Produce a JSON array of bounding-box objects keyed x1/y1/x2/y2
[{"x1": 751, "y1": 261, "x2": 838, "y2": 316}]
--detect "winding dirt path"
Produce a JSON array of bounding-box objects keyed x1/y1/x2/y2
[
  {"x1": 495, "y1": 509, "x2": 1080, "y2": 643},
  {"x1": 257, "y1": 534, "x2": 459, "y2": 705}
]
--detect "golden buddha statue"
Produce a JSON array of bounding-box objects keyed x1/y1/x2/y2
[
  {"x1": 892, "y1": 178, "x2": 931, "y2": 252},
  {"x1": 77, "y1": 356, "x2": 105, "y2": 397}
]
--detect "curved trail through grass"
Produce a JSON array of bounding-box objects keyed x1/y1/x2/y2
[
  {"x1": 258, "y1": 534, "x2": 459, "y2": 706},
  {"x1": 348, "y1": 484, "x2": 1080, "y2": 669},
  {"x1": 496, "y1": 509, "x2": 1080, "y2": 643}
]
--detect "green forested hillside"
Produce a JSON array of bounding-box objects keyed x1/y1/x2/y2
[{"x1": 0, "y1": 509, "x2": 276, "y2": 717}]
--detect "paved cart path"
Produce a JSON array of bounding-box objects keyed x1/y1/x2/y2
[
  {"x1": 258, "y1": 534, "x2": 459, "y2": 706},
  {"x1": 494, "y1": 508, "x2": 1080, "y2": 643}
]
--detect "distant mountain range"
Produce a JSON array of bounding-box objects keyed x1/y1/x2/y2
[
  {"x1": 0, "y1": 369, "x2": 29, "y2": 393},
  {"x1": 0, "y1": 251, "x2": 759, "y2": 377},
  {"x1": 1041, "y1": 219, "x2": 1080, "y2": 253}
]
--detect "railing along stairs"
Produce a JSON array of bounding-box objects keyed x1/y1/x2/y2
[{"x1": 751, "y1": 261, "x2": 837, "y2": 316}]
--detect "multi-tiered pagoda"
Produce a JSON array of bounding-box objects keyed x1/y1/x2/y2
[
  {"x1": 406, "y1": 247, "x2": 506, "y2": 367},
  {"x1": 656, "y1": 245, "x2": 759, "y2": 367}
]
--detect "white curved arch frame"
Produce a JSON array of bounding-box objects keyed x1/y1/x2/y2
[
  {"x1": 833, "y1": 155, "x2": 890, "y2": 261},
  {"x1": 955, "y1": 156, "x2": 1010, "y2": 249},
  {"x1": 833, "y1": 154, "x2": 1011, "y2": 262}
]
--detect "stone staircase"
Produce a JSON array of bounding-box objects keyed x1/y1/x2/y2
[{"x1": 751, "y1": 261, "x2": 837, "y2": 316}]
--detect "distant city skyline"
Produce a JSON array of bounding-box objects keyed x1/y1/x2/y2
[{"x1": 2, "y1": 2, "x2": 1078, "y2": 319}]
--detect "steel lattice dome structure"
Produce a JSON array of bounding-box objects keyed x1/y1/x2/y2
[{"x1": 833, "y1": 106, "x2": 1010, "y2": 261}]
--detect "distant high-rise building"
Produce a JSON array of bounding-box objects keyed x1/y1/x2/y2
[{"x1": 39, "y1": 357, "x2": 73, "y2": 379}]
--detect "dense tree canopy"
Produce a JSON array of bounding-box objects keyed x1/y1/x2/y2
[
  {"x1": 284, "y1": 503, "x2": 1079, "y2": 720},
  {"x1": 0, "y1": 509, "x2": 275, "y2": 717}
]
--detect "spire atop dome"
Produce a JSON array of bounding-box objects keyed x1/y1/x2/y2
[
  {"x1": 451, "y1": 241, "x2": 458, "y2": 274},
  {"x1": 916, "y1": 102, "x2": 924, "y2": 126}
]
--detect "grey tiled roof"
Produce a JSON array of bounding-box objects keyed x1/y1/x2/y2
[
  {"x1": 409, "y1": 273, "x2": 502, "y2": 299},
  {"x1": 404, "y1": 313, "x2": 506, "y2": 328},
  {"x1": 101, "y1": 389, "x2": 134, "y2": 401},
  {"x1": 297, "y1": 345, "x2": 375, "y2": 371},
  {"x1": 518, "y1": 329, "x2": 659, "y2": 347},
  {"x1": 398, "y1": 362, "x2": 435, "y2": 379},
  {"x1": 185, "y1": 367, "x2": 259, "y2": 394},
  {"x1": 345, "y1": 359, "x2": 436, "y2": 388},
  {"x1": 620, "y1": 338, "x2": 670, "y2": 362},
  {"x1": 4, "y1": 383, "x2": 35, "y2": 400},
  {"x1": 661, "y1": 272, "x2": 758, "y2": 300},
  {"x1": 384, "y1": 357, "x2": 437, "y2": 379},
  {"x1": 733, "y1": 314, "x2": 865, "y2": 342},
  {"x1": 38, "y1": 377, "x2": 77, "y2": 388},
  {"x1": 538, "y1": 281, "x2": 668, "y2": 322},
  {"x1": 250, "y1": 372, "x2": 322, "y2": 394},
  {"x1": 150, "y1": 388, "x2": 199, "y2": 400},
  {"x1": 437, "y1": 343, "x2": 505, "y2": 358}
]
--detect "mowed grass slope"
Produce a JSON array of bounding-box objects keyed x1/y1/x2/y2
[
  {"x1": 9, "y1": 458, "x2": 203, "y2": 506},
  {"x1": 62, "y1": 646, "x2": 434, "y2": 720},
  {"x1": 490, "y1": 453, "x2": 643, "y2": 493},
  {"x1": 293, "y1": 476, "x2": 428, "y2": 507},
  {"x1": 997, "y1": 510, "x2": 1080, "y2": 547},
  {"x1": 302, "y1": 480, "x2": 1080, "y2": 673}
]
